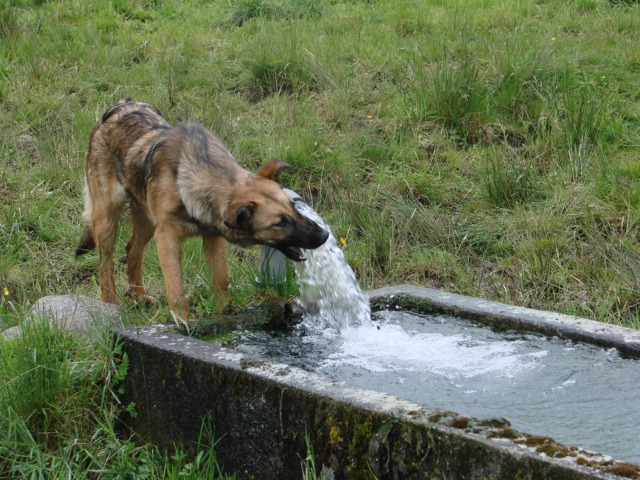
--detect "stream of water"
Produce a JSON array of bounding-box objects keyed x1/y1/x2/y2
[{"x1": 292, "y1": 201, "x2": 370, "y2": 334}]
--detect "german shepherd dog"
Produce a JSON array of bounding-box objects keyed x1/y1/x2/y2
[{"x1": 77, "y1": 99, "x2": 328, "y2": 317}]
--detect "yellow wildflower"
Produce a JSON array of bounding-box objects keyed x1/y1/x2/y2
[
  {"x1": 339, "y1": 237, "x2": 346, "y2": 245},
  {"x1": 3, "y1": 288, "x2": 8, "y2": 296}
]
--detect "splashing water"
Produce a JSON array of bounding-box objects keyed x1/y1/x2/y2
[
  {"x1": 231, "y1": 310, "x2": 640, "y2": 464},
  {"x1": 292, "y1": 201, "x2": 371, "y2": 334}
]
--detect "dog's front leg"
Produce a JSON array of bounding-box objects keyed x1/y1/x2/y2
[
  {"x1": 202, "y1": 234, "x2": 231, "y2": 307},
  {"x1": 155, "y1": 224, "x2": 188, "y2": 318}
]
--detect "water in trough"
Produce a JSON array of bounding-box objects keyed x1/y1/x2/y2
[{"x1": 234, "y1": 202, "x2": 640, "y2": 464}]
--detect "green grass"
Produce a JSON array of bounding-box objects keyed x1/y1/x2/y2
[
  {"x1": 0, "y1": 0, "x2": 639, "y2": 476},
  {"x1": 0, "y1": 318, "x2": 235, "y2": 479}
]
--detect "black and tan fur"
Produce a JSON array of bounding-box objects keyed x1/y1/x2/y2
[{"x1": 77, "y1": 99, "x2": 328, "y2": 317}]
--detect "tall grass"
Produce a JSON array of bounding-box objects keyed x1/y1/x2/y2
[
  {"x1": 405, "y1": 45, "x2": 490, "y2": 143},
  {"x1": 0, "y1": 318, "x2": 235, "y2": 479},
  {"x1": 240, "y1": 27, "x2": 332, "y2": 102},
  {"x1": 0, "y1": 0, "x2": 635, "y2": 330},
  {"x1": 226, "y1": 0, "x2": 324, "y2": 27},
  {"x1": 480, "y1": 147, "x2": 543, "y2": 208}
]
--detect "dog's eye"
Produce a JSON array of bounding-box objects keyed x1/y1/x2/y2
[{"x1": 273, "y1": 217, "x2": 290, "y2": 229}]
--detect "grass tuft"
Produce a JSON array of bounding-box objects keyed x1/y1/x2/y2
[
  {"x1": 0, "y1": 317, "x2": 235, "y2": 479},
  {"x1": 226, "y1": 0, "x2": 323, "y2": 27},
  {"x1": 481, "y1": 148, "x2": 543, "y2": 208},
  {"x1": 405, "y1": 46, "x2": 490, "y2": 143},
  {"x1": 241, "y1": 29, "x2": 331, "y2": 101}
]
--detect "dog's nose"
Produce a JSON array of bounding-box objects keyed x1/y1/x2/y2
[
  {"x1": 316, "y1": 226, "x2": 329, "y2": 247},
  {"x1": 282, "y1": 188, "x2": 330, "y2": 249}
]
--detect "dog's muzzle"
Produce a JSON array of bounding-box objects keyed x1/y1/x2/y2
[
  {"x1": 275, "y1": 189, "x2": 330, "y2": 262},
  {"x1": 274, "y1": 220, "x2": 329, "y2": 262}
]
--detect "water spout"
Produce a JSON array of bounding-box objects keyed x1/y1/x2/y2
[{"x1": 259, "y1": 190, "x2": 371, "y2": 333}]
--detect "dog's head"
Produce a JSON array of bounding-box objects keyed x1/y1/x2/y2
[{"x1": 224, "y1": 158, "x2": 329, "y2": 261}]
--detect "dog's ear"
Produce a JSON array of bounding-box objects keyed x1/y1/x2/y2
[
  {"x1": 255, "y1": 158, "x2": 291, "y2": 183},
  {"x1": 224, "y1": 203, "x2": 256, "y2": 232}
]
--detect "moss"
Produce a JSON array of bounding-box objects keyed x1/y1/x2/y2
[
  {"x1": 523, "y1": 435, "x2": 554, "y2": 447},
  {"x1": 607, "y1": 462, "x2": 640, "y2": 479},
  {"x1": 370, "y1": 294, "x2": 443, "y2": 316},
  {"x1": 198, "y1": 331, "x2": 236, "y2": 344},
  {"x1": 240, "y1": 358, "x2": 265, "y2": 369},
  {"x1": 500, "y1": 428, "x2": 521, "y2": 440},
  {"x1": 486, "y1": 427, "x2": 520, "y2": 440},
  {"x1": 176, "y1": 356, "x2": 187, "y2": 379},
  {"x1": 450, "y1": 416, "x2": 471, "y2": 429},
  {"x1": 329, "y1": 425, "x2": 343, "y2": 444},
  {"x1": 477, "y1": 418, "x2": 511, "y2": 428},
  {"x1": 535, "y1": 443, "x2": 570, "y2": 458},
  {"x1": 576, "y1": 457, "x2": 640, "y2": 479},
  {"x1": 427, "y1": 412, "x2": 446, "y2": 424}
]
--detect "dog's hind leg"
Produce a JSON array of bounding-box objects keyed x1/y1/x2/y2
[
  {"x1": 154, "y1": 222, "x2": 188, "y2": 318},
  {"x1": 202, "y1": 234, "x2": 231, "y2": 307},
  {"x1": 83, "y1": 144, "x2": 127, "y2": 305},
  {"x1": 125, "y1": 205, "x2": 156, "y2": 306},
  {"x1": 90, "y1": 182, "x2": 126, "y2": 305}
]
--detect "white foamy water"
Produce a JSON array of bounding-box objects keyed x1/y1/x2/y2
[
  {"x1": 293, "y1": 202, "x2": 371, "y2": 333},
  {"x1": 323, "y1": 323, "x2": 547, "y2": 378}
]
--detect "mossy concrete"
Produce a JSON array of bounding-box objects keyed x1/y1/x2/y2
[{"x1": 116, "y1": 284, "x2": 640, "y2": 480}]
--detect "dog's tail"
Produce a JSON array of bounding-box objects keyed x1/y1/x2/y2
[
  {"x1": 76, "y1": 178, "x2": 96, "y2": 256},
  {"x1": 76, "y1": 226, "x2": 96, "y2": 256}
]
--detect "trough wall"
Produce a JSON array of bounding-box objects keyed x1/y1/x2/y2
[{"x1": 117, "y1": 285, "x2": 640, "y2": 479}]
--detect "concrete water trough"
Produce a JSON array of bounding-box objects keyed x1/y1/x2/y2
[{"x1": 116, "y1": 285, "x2": 640, "y2": 480}]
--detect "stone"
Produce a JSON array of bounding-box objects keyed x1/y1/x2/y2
[{"x1": 1, "y1": 295, "x2": 123, "y2": 340}]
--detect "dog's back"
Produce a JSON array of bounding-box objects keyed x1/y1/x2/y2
[
  {"x1": 77, "y1": 100, "x2": 170, "y2": 255},
  {"x1": 89, "y1": 100, "x2": 170, "y2": 185}
]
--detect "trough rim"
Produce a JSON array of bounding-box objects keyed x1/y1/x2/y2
[{"x1": 367, "y1": 284, "x2": 640, "y2": 358}]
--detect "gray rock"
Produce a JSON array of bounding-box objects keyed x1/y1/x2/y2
[
  {"x1": 1, "y1": 295, "x2": 123, "y2": 340},
  {"x1": 1, "y1": 325, "x2": 21, "y2": 340}
]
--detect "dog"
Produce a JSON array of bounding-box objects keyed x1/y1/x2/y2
[{"x1": 76, "y1": 99, "x2": 328, "y2": 317}]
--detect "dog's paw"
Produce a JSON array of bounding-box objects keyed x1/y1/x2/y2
[
  {"x1": 126, "y1": 289, "x2": 157, "y2": 307},
  {"x1": 143, "y1": 294, "x2": 157, "y2": 307}
]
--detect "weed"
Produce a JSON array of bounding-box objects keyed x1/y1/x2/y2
[
  {"x1": 481, "y1": 148, "x2": 543, "y2": 208},
  {"x1": 300, "y1": 432, "x2": 325, "y2": 480},
  {"x1": 0, "y1": 315, "x2": 234, "y2": 479},
  {"x1": 405, "y1": 45, "x2": 490, "y2": 143},
  {"x1": 241, "y1": 28, "x2": 330, "y2": 101},
  {"x1": 553, "y1": 80, "x2": 608, "y2": 179},
  {"x1": 0, "y1": 5, "x2": 19, "y2": 40}
]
